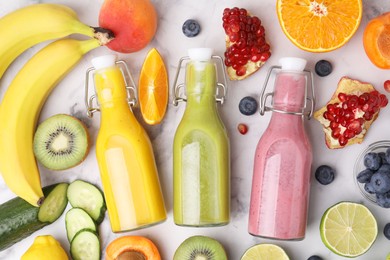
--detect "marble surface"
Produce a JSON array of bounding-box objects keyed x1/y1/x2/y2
[{"x1": 1, "y1": 0, "x2": 390, "y2": 259}]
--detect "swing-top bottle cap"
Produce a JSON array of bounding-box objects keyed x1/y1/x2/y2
[
  {"x1": 279, "y1": 57, "x2": 307, "y2": 71},
  {"x1": 91, "y1": 54, "x2": 117, "y2": 70},
  {"x1": 188, "y1": 48, "x2": 213, "y2": 61}
]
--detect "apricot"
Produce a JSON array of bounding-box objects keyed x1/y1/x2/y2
[
  {"x1": 363, "y1": 12, "x2": 390, "y2": 69},
  {"x1": 99, "y1": 0, "x2": 158, "y2": 53}
]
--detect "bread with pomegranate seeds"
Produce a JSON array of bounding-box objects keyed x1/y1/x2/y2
[{"x1": 314, "y1": 77, "x2": 388, "y2": 149}]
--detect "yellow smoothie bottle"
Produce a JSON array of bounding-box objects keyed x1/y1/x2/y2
[{"x1": 85, "y1": 55, "x2": 166, "y2": 232}]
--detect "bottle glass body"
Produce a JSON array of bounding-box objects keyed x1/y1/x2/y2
[
  {"x1": 173, "y1": 61, "x2": 230, "y2": 226},
  {"x1": 94, "y1": 66, "x2": 166, "y2": 232},
  {"x1": 248, "y1": 70, "x2": 312, "y2": 240}
]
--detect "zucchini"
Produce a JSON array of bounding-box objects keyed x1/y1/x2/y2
[
  {"x1": 66, "y1": 207, "x2": 97, "y2": 242},
  {"x1": 70, "y1": 229, "x2": 100, "y2": 260},
  {"x1": 67, "y1": 180, "x2": 106, "y2": 224},
  {"x1": 0, "y1": 183, "x2": 68, "y2": 251}
]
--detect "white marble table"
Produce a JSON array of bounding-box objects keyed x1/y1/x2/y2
[{"x1": 1, "y1": 0, "x2": 390, "y2": 259}]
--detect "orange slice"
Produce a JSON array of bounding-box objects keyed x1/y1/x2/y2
[
  {"x1": 138, "y1": 48, "x2": 168, "y2": 125},
  {"x1": 277, "y1": 0, "x2": 362, "y2": 52}
]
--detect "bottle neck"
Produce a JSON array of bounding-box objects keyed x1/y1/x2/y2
[
  {"x1": 272, "y1": 71, "x2": 307, "y2": 113},
  {"x1": 184, "y1": 60, "x2": 218, "y2": 109},
  {"x1": 93, "y1": 66, "x2": 135, "y2": 119}
]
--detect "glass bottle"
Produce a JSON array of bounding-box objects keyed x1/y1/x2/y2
[
  {"x1": 85, "y1": 55, "x2": 166, "y2": 232},
  {"x1": 172, "y1": 48, "x2": 230, "y2": 226},
  {"x1": 248, "y1": 57, "x2": 315, "y2": 240}
]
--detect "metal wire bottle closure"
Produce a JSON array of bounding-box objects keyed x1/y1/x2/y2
[
  {"x1": 84, "y1": 60, "x2": 137, "y2": 118},
  {"x1": 172, "y1": 55, "x2": 228, "y2": 106},
  {"x1": 259, "y1": 65, "x2": 316, "y2": 119}
]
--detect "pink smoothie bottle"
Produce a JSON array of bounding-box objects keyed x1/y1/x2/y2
[{"x1": 248, "y1": 57, "x2": 315, "y2": 240}]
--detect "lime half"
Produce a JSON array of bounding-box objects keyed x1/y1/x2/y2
[
  {"x1": 320, "y1": 202, "x2": 378, "y2": 258},
  {"x1": 241, "y1": 244, "x2": 289, "y2": 260}
]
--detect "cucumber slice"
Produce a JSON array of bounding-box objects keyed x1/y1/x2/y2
[
  {"x1": 67, "y1": 180, "x2": 106, "y2": 224},
  {"x1": 66, "y1": 208, "x2": 97, "y2": 242},
  {"x1": 38, "y1": 183, "x2": 68, "y2": 223},
  {"x1": 70, "y1": 229, "x2": 100, "y2": 260}
]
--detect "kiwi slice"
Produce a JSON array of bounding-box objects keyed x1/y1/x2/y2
[
  {"x1": 33, "y1": 114, "x2": 90, "y2": 170},
  {"x1": 173, "y1": 235, "x2": 227, "y2": 260}
]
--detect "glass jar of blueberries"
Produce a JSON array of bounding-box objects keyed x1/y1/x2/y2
[{"x1": 354, "y1": 140, "x2": 390, "y2": 208}]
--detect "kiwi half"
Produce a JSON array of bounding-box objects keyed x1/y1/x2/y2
[
  {"x1": 33, "y1": 114, "x2": 90, "y2": 171},
  {"x1": 173, "y1": 235, "x2": 227, "y2": 260}
]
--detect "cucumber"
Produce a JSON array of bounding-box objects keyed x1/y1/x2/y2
[
  {"x1": 38, "y1": 183, "x2": 68, "y2": 223},
  {"x1": 0, "y1": 183, "x2": 68, "y2": 251},
  {"x1": 67, "y1": 180, "x2": 106, "y2": 224},
  {"x1": 70, "y1": 229, "x2": 100, "y2": 260},
  {"x1": 65, "y1": 207, "x2": 96, "y2": 242}
]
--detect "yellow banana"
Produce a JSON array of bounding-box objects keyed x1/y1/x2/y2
[
  {"x1": 0, "y1": 3, "x2": 112, "y2": 79},
  {"x1": 0, "y1": 38, "x2": 100, "y2": 206}
]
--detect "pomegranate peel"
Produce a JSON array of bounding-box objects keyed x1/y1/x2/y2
[
  {"x1": 314, "y1": 77, "x2": 388, "y2": 149},
  {"x1": 222, "y1": 7, "x2": 271, "y2": 80}
]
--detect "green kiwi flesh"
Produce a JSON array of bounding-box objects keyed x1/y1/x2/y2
[
  {"x1": 33, "y1": 114, "x2": 89, "y2": 170},
  {"x1": 173, "y1": 235, "x2": 227, "y2": 260}
]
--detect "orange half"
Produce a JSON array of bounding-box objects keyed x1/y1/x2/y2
[
  {"x1": 277, "y1": 0, "x2": 363, "y2": 52},
  {"x1": 138, "y1": 48, "x2": 168, "y2": 125}
]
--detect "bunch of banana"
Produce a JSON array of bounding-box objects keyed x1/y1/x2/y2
[
  {"x1": 0, "y1": 38, "x2": 100, "y2": 206},
  {"x1": 0, "y1": 3, "x2": 113, "y2": 79}
]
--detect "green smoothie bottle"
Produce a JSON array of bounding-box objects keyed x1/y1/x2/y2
[{"x1": 173, "y1": 48, "x2": 230, "y2": 227}]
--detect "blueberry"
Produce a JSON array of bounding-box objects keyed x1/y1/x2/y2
[
  {"x1": 364, "y1": 182, "x2": 376, "y2": 194},
  {"x1": 384, "y1": 223, "x2": 390, "y2": 240},
  {"x1": 315, "y1": 165, "x2": 335, "y2": 185},
  {"x1": 379, "y1": 152, "x2": 388, "y2": 164},
  {"x1": 307, "y1": 256, "x2": 323, "y2": 260},
  {"x1": 315, "y1": 60, "x2": 332, "y2": 77},
  {"x1": 364, "y1": 152, "x2": 382, "y2": 171},
  {"x1": 378, "y1": 164, "x2": 390, "y2": 174},
  {"x1": 357, "y1": 169, "x2": 374, "y2": 183},
  {"x1": 182, "y1": 19, "x2": 201, "y2": 37},
  {"x1": 370, "y1": 172, "x2": 390, "y2": 194},
  {"x1": 239, "y1": 96, "x2": 258, "y2": 116},
  {"x1": 376, "y1": 192, "x2": 390, "y2": 208},
  {"x1": 386, "y1": 147, "x2": 390, "y2": 164}
]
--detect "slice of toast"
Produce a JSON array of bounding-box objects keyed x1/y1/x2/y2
[{"x1": 314, "y1": 77, "x2": 385, "y2": 149}]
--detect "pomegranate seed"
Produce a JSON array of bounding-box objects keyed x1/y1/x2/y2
[
  {"x1": 347, "y1": 119, "x2": 361, "y2": 132},
  {"x1": 358, "y1": 93, "x2": 370, "y2": 105},
  {"x1": 260, "y1": 51, "x2": 271, "y2": 62},
  {"x1": 364, "y1": 111, "x2": 373, "y2": 121},
  {"x1": 343, "y1": 129, "x2": 355, "y2": 139},
  {"x1": 338, "y1": 93, "x2": 347, "y2": 102},
  {"x1": 236, "y1": 66, "x2": 247, "y2": 76},
  {"x1": 379, "y1": 94, "x2": 388, "y2": 107},
  {"x1": 347, "y1": 95, "x2": 359, "y2": 108},
  {"x1": 338, "y1": 135, "x2": 348, "y2": 146},
  {"x1": 330, "y1": 121, "x2": 339, "y2": 130},
  {"x1": 238, "y1": 123, "x2": 248, "y2": 134},
  {"x1": 384, "y1": 80, "x2": 390, "y2": 93},
  {"x1": 331, "y1": 128, "x2": 341, "y2": 138}
]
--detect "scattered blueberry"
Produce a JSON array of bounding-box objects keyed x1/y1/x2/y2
[
  {"x1": 376, "y1": 192, "x2": 390, "y2": 208},
  {"x1": 315, "y1": 165, "x2": 335, "y2": 185},
  {"x1": 384, "y1": 223, "x2": 390, "y2": 240},
  {"x1": 357, "y1": 169, "x2": 374, "y2": 183},
  {"x1": 364, "y1": 182, "x2": 376, "y2": 194},
  {"x1": 239, "y1": 96, "x2": 258, "y2": 116},
  {"x1": 315, "y1": 60, "x2": 332, "y2": 77},
  {"x1": 182, "y1": 19, "x2": 201, "y2": 37},
  {"x1": 307, "y1": 256, "x2": 323, "y2": 260},
  {"x1": 370, "y1": 172, "x2": 390, "y2": 194},
  {"x1": 364, "y1": 152, "x2": 382, "y2": 171}
]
